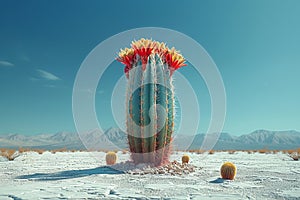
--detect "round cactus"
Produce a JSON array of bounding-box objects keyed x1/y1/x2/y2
[
  {"x1": 182, "y1": 154, "x2": 190, "y2": 164},
  {"x1": 105, "y1": 151, "x2": 117, "y2": 165},
  {"x1": 220, "y1": 162, "x2": 237, "y2": 180}
]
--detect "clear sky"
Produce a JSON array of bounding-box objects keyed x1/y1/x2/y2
[{"x1": 0, "y1": 0, "x2": 299, "y2": 135}]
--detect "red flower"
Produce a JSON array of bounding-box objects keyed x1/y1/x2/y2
[
  {"x1": 117, "y1": 39, "x2": 186, "y2": 78},
  {"x1": 132, "y1": 39, "x2": 156, "y2": 70},
  {"x1": 117, "y1": 48, "x2": 135, "y2": 78},
  {"x1": 164, "y1": 51, "x2": 186, "y2": 74}
]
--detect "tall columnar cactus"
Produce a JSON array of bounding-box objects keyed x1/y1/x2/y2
[{"x1": 117, "y1": 38, "x2": 186, "y2": 166}]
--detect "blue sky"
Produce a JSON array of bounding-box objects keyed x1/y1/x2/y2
[{"x1": 0, "y1": 0, "x2": 299, "y2": 135}]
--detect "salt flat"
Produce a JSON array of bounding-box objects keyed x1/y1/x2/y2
[{"x1": 0, "y1": 151, "x2": 299, "y2": 200}]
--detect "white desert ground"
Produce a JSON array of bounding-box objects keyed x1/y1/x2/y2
[{"x1": 0, "y1": 151, "x2": 299, "y2": 200}]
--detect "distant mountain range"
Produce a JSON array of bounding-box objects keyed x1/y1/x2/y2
[{"x1": 0, "y1": 129, "x2": 299, "y2": 150}]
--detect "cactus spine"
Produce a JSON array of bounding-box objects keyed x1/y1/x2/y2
[{"x1": 117, "y1": 39, "x2": 186, "y2": 166}]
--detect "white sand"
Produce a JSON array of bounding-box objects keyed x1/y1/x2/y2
[{"x1": 0, "y1": 151, "x2": 299, "y2": 199}]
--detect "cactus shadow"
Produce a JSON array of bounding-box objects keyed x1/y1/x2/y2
[
  {"x1": 16, "y1": 166, "x2": 124, "y2": 181},
  {"x1": 209, "y1": 178, "x2": 226, "y2": 184}
]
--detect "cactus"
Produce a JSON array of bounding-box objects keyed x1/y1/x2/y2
[
  {"x1": 117, "y1": 39, "x2": 186, "y2": 166},
  {"x1": 106, "y1": 151, "x2": 117, "y2": 165},
  {"x1": 182, "y1": 154, "x2": 190, "y2": 164},
  {"x1": 289, "y1": 152, "x2": 299, "y2": 161},
  {"x1": 220, "y1": 162, "x2": 237, "y2": 180}
]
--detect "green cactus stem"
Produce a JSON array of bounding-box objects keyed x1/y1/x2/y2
[{"x1": 117, "y1": 39, "x2": 186, "y2": 166}]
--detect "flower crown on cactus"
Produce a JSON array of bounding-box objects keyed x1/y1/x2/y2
[{"x1": 117, "y1": 38, "x2": 186, "y2": 78}]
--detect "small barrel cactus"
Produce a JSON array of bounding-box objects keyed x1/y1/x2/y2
[
  {"x1": 289, "y1": 152, "x2": 299, "y2": 161},
  {"x1": 220, "y1": 162, "x2": 237, "y2": 180},
  {"x1": 182, "y1": 154, "x2": 190, "y2": 164},
  {"x1": 105, "y1": 151, "x2": 117, "y2": 165},
  {"x1": 117, "y1": 38, "x2": 186, "y2": 166}
]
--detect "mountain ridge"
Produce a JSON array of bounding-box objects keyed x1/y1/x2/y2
[{"x1": 0, "y1": 128, "x2": 299, "y2": 150}]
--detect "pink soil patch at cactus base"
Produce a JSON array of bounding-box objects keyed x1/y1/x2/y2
[{"x1": 112, "y1": 160, "x2": 196, "y2": 175}]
